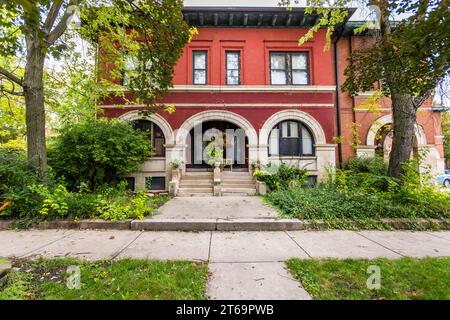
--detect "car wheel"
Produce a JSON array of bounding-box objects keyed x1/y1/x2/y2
[{"x1": 444, "y1": 180, "x2": 450, "y2": 188}]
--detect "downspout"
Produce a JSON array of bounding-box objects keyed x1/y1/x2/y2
[{"x1": 333, "y1": 30, "x2": 344, "y2": 168}]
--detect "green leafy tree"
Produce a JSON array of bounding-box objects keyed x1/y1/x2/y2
[
  {"x1": 0, "y1": 0, "x2": 194, "y2": 177},
  {"x1": 48, "y1": 119, "x2": 151, "y2": 189},
  {"x1": 281, "y1": 0, "x2": 450, "y2": 178}
]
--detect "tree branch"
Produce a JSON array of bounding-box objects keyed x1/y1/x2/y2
[
  {"x1": 44, "y1": 0, "x2": 63, "y2": 33},
  {"x1": 0, "y1": 67, "x2": 23, "y2": 86},
  {"x1": 46, "y1": 0, "x2": 79, "y2": 45}
]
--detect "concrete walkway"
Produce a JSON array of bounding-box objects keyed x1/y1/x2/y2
[
  {"x1": 153, "y1": 196, "x2": 278, "y2": 219},
  {"x1": 1, "y1": 230, "x2": 449, "y2": 299}
]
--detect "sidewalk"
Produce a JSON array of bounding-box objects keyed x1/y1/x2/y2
[{"x1": 1, "y1": 230, "x2": 449, "y2": 299}]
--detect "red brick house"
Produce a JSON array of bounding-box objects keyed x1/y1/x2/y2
[{"x1": 99, "y1": 6, "x2": 445, "y2": 194}]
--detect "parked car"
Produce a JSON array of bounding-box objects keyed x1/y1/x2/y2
[{"x1": 436, "y1": 170, "x2": 450, "y2": 187}]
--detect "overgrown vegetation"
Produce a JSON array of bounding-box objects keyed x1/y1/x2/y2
[
  {"x1": 264, "y1": 155, "x2": 450, "y2": 229},
  {"x1": 0, "y1": 120, "x2": 169, "y2": 227},
  {"x1": 0, "y1": 258, "x2": 207, "y2": 300},
  {"x1": 287, "y1": 257, "x2": 450, "y2": 300},
  {"x1": 48, "y1": 119, "x2": 152, "y2": 190},
  {"x1": 254, "y1": 162, "x2": 309, "y2": 191}
]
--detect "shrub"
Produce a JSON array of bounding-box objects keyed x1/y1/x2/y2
[
  {"x1": 254, "y1": 162, "x2": 308, "y2": 191},
  {"x1": 0, "y1": 148, "x2": 43, "y2": 220},
  {"x1": 48, "y1": 119, "x2": 152, "y2": 190}
]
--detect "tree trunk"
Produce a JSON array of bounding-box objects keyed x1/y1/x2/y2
[
  {"x1": 23, "y1": 37, "x2": 47, "y2": 177},
  {"x1": 388, "y1": 93, "x2": 417, "y2": 177}
]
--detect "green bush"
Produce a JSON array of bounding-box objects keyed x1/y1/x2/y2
[
  {"x1": 48, "y1": 119, "x2": 152, "y2": 190},
  {"x1": 27, "y1": 182, "x2": 169, "y2": 221},
  {"x1": 254, "y1": 162, "x2": 308, "y2": 191},
  {"x1": 0, "y1": 148, "x2": 44, "y2": 220},
  {"x1": 265, "y1": 155, "x2": 450, "y2": 226}
]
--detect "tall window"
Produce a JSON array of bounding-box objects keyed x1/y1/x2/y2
[
  {"x1": 193, "y1": 51, "x2": 207, "y2": 85},
  {"x1": 121, "y1": 54, "x2": 152, "y2": 86},
  {"x1": 226, "y1": 51, "x2": 240, "y2": 85},
  {"x1": 270, "y1": 52, "x2": 309, "y2": 85},
  {"x1": 133, "y1": 120, "x2": 165, "y2": 157},
  {"x1": 268, "y1": 120, "x2": 314, "y2": 157}
]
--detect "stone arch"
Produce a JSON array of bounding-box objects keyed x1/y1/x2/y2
[
  {"x1": 175, "y1": 110, "x2": 258, "y2": 146},
  {"x1": 366, "y1": 114, "x2": 427, "y2": 147},
  {"x1": 119, "y1": 110, "x2": 175, "y2": 145},
  {"x1": 259, "y1": 109, "x2": 327, "y2": 145}
]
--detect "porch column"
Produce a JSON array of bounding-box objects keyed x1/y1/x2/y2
[{"x1": 315, "y1": 144, "x2": 337, "y2": 181}]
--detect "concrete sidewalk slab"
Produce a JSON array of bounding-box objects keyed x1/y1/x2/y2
[
  {"x1": 24, "y1": 230, "x2": 140, "y2": 261},
  {"x1": 117, "y1": 231, "x2": 211, "y2": 261},
  {"x1": 154, "y1": 196, "x2": 277, "y2": 219},
  {"x1": 207, "y1": 262, "x2": 311, "y2": 300},
  {"x1": 426, "y1": 231, "x2": 450, "y2": 242},
  {"x1": 358, "y1": 231, "x2": 450, "y2": 258},
  {"x1": 287, "y1": 230, "x2": 401, "y2": 259},
  {"x1": 0, "y1": 230, "x2": 72, "y2": 258},
  {"x1": 209, "y1": 231, "x2": 308, "y2": 262}
]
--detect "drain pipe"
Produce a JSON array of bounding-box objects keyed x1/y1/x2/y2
[{"x1": 333, "y1": 30, "x2": 344, "y2": 168}]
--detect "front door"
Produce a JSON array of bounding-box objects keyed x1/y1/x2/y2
[{"x1": 187, "y1": 121, "x2": 248, "y2": 169}]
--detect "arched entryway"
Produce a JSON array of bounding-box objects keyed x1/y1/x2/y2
[
  {"x1": 176, "y1": 110, "x2": 259, "y2": 171},
  {"x1": 186, "y1": 120, "x2": 249, "y2": 169}
]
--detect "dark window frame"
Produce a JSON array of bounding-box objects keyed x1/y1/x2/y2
[
  {"x1": 192, "y1": 50, "x2": 208, "y2": 85},
  {"x1": 225, "y1": 51, "x2": 241, "y2": 85},
  {"x1": 269, "y1": 51, "x2": 310, "y2": 85},
  {"x1": 132, "y1": 120, "x2": 166, "y2": 157},
  {"x1": 268, "y1": 120, "x2": 315, "y2": 157}
]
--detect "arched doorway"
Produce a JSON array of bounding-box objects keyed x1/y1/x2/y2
[
  {"x1": 187, "y1": 120, "x2": 249, "y2": 169},
  {"x1": 374, "y1": 124, "x2": 418, "y2": 161}
]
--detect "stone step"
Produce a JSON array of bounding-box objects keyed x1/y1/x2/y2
[
  {"x1": 177, "y1": 193, "x2": 214, "y2": 197},
  {"x1": 222, "y1": 183, "x2": 256, "y2": 189},
  {"x1": 181, "y1": 175, "x2": 213, "y2": 180},
  {"x1": 222, "y1": 180, "x2": 254, "y2": 185},
  {"x1": 178, "y1": 187, "x2": 213, "y2": 193},
  {"x1": 221, "y1": 188, "x2": 257, "y2": 196},
  {"x1": 184, "y1": 171, "x2": 212, "y2": 176},
  {"x1": 179, "y1": 183, "x2": 214, "y2": 188},
  {"x1": 221, "y1": 176, "x2": 254, "y2": 181}
]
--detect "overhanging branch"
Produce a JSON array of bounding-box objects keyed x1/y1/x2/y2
[
  {"x1": 46, "y1": 0, "x2": 79, "y2": 45},
  {"x1": 0, "y1": 67, "x2": 23, "y2": 86}
]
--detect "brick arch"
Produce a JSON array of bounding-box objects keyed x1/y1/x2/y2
[
  {"x1": 259, "y1": 109, "x2": 327, "y2": 145},
  {"x1": 118, "y1": 110, "x2": 175, "y2": 145},
  {"x1": 366, "y1": 114, "x2": 427, "y2": 147}
]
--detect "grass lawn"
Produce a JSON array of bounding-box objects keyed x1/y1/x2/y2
[
  {"x1": 287, "y1": 257, "x2": 450, "y2": 300},
  {"x1": 0, "y1": 258, "x2": 207, "y2": 300}
]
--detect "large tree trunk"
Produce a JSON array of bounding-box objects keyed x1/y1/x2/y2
[
  {"x1": 388, "y1": 93, "x2": 417, "y2": 177},
  {"x1": 23, "y1": 37, "x2": 47, "y2": 177}
]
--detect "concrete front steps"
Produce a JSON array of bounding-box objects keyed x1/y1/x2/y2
[
  {"x1": 221, "y1": 171, "x2": 256, "y2": 196},
  {"x1": 178, "y1": 171, "x2": 213, "y2": 196}
]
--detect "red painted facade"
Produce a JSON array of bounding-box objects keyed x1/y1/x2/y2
[{"x1": 98, "y1": 9, "x2": 444, "y2": 177}]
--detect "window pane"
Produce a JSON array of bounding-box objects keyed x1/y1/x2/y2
[
  {"x1": 194, "y1": 70, "x2": 206, "y2": 84},
  {"x1": 227, "y1": 52, "x2": 239, "y2": 69},
  {"x1": 292, "y1": 53, "x2": 307, "y2": 69},
  {"x1": 302, "y1": 127, "x2": 313, "y2": 154},
  {"x1": 289, "y1": 122, "x2": 299, "y2": 138},
  {"x1": 280, "y1": 138, "x2": 300, "y2": 156},
  {"x1": 124, "y1": 55, "x2": 139, "y2": 70},
  {"x1": 281, "y1": 122, "x2": 289, "y2": 137},
  {"x1": 270, "y1": 54, "x2": 286, "y2": 69},
  {"x1": 269, "y1": 128, "x2": 279, "y2": 156},
  {"x1": 271, "y1": 70, "x2": 287, "y2": 85},
  {"x1": 292, "y1": 70, "x2": 308, "y2": 85},
  {"x1": 227, "y1": 70, "x2": 239, "y2": 84},
  {"x1": 194, "y1": 52, "x2": 206, "y2": 69}
]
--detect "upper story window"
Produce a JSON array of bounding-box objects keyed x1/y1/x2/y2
[
  {"x1": 226, "y1": 51, "x2": 240, "y2": 85},
  {"x1": 192, "y1": 51, "x2": 207, "y2": 85},
  {"x1": 132, "y1": 120, "x2": 165, "y2": 157},
  {"x1": 121, "y1": 54, "x2": 151, "y2": 86},
  {"x1": 268, "y1": 120, "x2": 314, "y2": 157},
  {"x1": 270, "y1": 52, "x2": 309, "y2": 85}
]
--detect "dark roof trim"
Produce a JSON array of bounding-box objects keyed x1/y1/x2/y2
[{"x1": 182, "y1": 6, "x2": 357, "y2": 29}]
